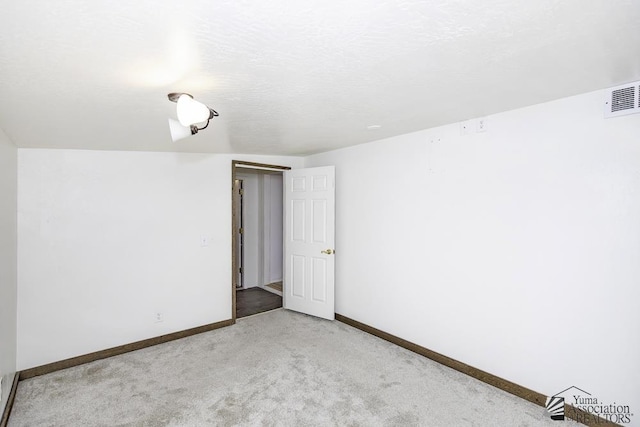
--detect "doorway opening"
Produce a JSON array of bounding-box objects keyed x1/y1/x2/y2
[{"x1": 232, "y1": 161, "x2": 290, "y2": 320}]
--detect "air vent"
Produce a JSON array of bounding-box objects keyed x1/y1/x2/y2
[{"x1": 604, "y1": 81, "x2": 640, "y2": 118}]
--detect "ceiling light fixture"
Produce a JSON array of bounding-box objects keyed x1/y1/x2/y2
[{"x1": 167, "y1": 93, "x2": 219, "y2": 142}]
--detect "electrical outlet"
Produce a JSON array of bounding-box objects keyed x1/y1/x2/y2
[
  {"x1": 155, "y1": 312, "x2": 164, "y2": 323},
  {"x1": 476, "y1": 117, "x2": 488, "y2": 132}
]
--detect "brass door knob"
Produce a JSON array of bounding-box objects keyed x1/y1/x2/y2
[{"x1": 321, "y1": 249, "x2": 335, "y2": 255}]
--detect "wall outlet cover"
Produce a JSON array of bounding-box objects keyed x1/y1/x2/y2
[{"x1": 476, "y1": 118, "x2": 488, "y2": 132}]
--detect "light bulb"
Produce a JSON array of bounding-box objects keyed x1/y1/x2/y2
[{"x1": 176, "y1": 94, "x2": 210, "y2": 126}]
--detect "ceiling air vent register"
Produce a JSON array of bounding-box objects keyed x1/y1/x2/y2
[{"x1": 604, "y1": 81, "x2": 640, "y2": 118}]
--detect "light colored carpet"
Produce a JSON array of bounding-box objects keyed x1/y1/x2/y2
[{"x1": 9, "y1": 309, "x2": 570, "y2": 426}]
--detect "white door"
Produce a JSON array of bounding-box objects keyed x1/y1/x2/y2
[{"x1": 284, "y1": 166, "x2": 335, "y2": 320}]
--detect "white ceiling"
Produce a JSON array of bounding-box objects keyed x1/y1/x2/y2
[{"x1": 1, "y1": 0, "x2": 639, "y2": 155}]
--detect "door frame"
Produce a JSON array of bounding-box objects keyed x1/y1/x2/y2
[
  {"x1": 233, "y1": 177, "x2": 244, "y2": 291},
  {"x1": 231, "y1": 160, "x2": 291, "y2": 323}
]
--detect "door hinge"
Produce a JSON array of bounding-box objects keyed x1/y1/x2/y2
[
  {"x1": 239, "y1": 228, "x2": 244, "y2": 234},
  {"x1": 239, "y1": 267, "x2": 243, "y2": 274},
  {"x1": 239, "y1": 188, "x2": 244, "y2": 195}
]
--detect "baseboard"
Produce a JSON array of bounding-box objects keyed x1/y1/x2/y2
[
  {"x1": 0, "y1": 372, "x2": 20, "y2": 427},
  {"x1": 335, "y1": 314, "x2": 620, "y2": 427},
  {"x1": 19, "y1": 318, "x2": 234, "y2": 380}
]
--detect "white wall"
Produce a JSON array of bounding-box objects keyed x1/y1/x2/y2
[
  {"x1": 0, "y1": 127, "x2": 17, "y2": 415},
  {"x1": 237, "y1": 172, "x2": 284, "y2": 289},
  {"x1": 306, "y1": 89, "x2": 640, "y2": 420},
  {"x1": 264, "y1": 174, "x2": 283, "y2": 284},
  {"x1": 17, "y1": 149, "x2": 302, "y2": 370}
]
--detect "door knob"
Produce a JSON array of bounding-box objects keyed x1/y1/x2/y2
[{"x1": 321, "y1": 249, "x2": 335, "y2": 255}]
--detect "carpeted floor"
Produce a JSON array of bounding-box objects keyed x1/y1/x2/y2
[{"x1": 8, "y1": 309, "x2": 568, "y2": 426}]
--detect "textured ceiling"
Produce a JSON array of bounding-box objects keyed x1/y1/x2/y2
[{"x1": 0, "y1": 0, "x2": 639, "y2": 155}]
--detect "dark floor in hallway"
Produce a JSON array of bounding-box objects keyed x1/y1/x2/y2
[{"x1": 236, "y1": 287, "x2": 282, "y2": 318}]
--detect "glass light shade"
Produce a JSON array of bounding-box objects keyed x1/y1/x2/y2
[
  {"x1": 168, "y1": 118, "x2": 193, "y2": 142},
  {"x1": 176, "y1": 94, "x2": 210, "y2": 126}
]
